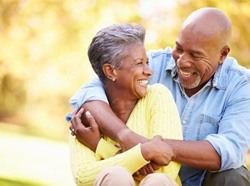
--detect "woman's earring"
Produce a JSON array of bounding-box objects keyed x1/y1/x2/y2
[{"x1": 112, "y1": 77, "x2": 116, "y2": 82}]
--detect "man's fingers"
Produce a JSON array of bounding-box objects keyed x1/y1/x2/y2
[{"x1": 153, "y1": 135, "x2": 164, "y2": 142}]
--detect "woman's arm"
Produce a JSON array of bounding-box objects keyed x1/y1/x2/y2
[
  {"x1": 70, "y1": 113, "x2": 174, "y2": 186},
  {"x1": 69, "y1": 135, "x2": 148, "y2": 186}
]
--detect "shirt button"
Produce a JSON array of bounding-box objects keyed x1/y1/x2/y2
[{"x1": 182, "y1": 120, "x2": 186, "y2": 125}]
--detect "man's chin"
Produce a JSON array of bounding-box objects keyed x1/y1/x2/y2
[
  {"x1": 180, "y1": 77, "x2": 201, "y2": 90},
  {"x1": 181, "y1": 82, "x2": 200, "y2": 90}
]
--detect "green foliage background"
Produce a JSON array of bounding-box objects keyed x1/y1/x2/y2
[
  {"x1": 0, "y1": 0, "x2": 249, "y2": 142},
  {"x1": 0, "y1": 0, "x2": 250, "y2": 185}
]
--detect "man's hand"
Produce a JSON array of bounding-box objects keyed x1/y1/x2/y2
[
  {"x1": 70, "y1": 108, "x2": 101, "y2": 152},
  {"x1": 141, "y1": 135, "x2": 174, "y2": 166},
  {"x1": 117, "y1": 129, "x2": 164, "y2": 177}
]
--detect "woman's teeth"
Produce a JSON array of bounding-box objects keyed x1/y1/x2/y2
[{"x1": 138, "y1": 80, "x2": 148, "y2": 86}]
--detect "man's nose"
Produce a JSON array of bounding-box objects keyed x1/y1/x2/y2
[{"x1": 177, "y1": 53, "x2": 192, "y2": 68}]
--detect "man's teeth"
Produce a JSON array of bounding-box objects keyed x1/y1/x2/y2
[
  {"x1": 138, "y1": 80, "x2": 148, "y2": 85},
  {"x1": 180, "y1": 70, "x2": 191, "y2": 77}
]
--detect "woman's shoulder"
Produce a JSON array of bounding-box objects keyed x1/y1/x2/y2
[
  {"x1": 147, "y1": 83, "x2": 171, "y2": 95},
  {"x1": 143, "y1": 84, "x2": 173, "y2": 102}
]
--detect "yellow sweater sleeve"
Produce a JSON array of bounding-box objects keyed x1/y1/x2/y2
[
  {"x1": 69, "y1": 133, "x2": 149, "y2": 186},
  {"x1": 95, "y1": 138, "x2": 121, "y2": 160}
]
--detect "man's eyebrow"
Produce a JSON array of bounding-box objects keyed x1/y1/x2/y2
[
  {"x1": 176, "y1": 41, "x2": 204, "y2": 55},
  {"x1": 191, "y1": 50, "x2": 204, "y2": 55}
]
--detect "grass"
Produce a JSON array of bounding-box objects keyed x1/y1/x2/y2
[
  {"x1": 0, "y1": 177, "x2": 45, "y2": 186},
  {"x1": 0, "y1": 124, "x2": 75, "y2": 186},
  {"x1": 0, "y1": 123, "x2": 249, "y2": 186}
]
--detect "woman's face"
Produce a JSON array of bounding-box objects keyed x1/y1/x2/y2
[{"x1": 114, "y1": 44, "x2": 153, "y2": 99}]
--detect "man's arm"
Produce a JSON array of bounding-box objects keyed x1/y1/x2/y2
[
  {"x1": 79, "y1": 101, "x2": 221, "y2": 172},
  {"x1": 165, "y1": 139, "x2": 221, "y2": 171},
  {"x1": 69, "y1": 84, "x2": 221, "y2": 172},
  {"x1": 81, "y1": 101, "x2": 221, "y2": 171},
  {"x1": 82, "y1": 100, "x2": 148, "y2": 150}
]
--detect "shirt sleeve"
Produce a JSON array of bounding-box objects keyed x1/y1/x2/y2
[
  {"x1": 69, "y1": 133, "x2": 149, "y2": 186},
  {"x1": 66, "y1": 77, "x2": 108, "y2": 122},
  {"x1": 204, "y1": 80, "x2": 250, "y2": 171}
]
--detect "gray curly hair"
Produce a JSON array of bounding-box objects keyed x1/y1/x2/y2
[{"x1": 88, "y1": 24, "x2": 146, "y2": 81}]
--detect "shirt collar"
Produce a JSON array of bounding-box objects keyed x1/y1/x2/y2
[{"x1": 211, "y1": 57, "x2": 232, "y2": 89}]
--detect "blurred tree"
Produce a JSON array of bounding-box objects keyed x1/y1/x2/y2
[
  {"x1": 0, "y1": 0, "x2": 142, "y2": 140},
  {"x1": 0, "y1": 0, "x2": 249, "y2": 140},
  {"x1": 174, "y1": 0, "x2": 250, "y2": 67}
]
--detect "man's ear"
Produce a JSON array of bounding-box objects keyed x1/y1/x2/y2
[
  {"x1": 102, "y1": 64, "x2": 117, "y2": 81},
  {"x1": 219, "y1": 45, "x2": 230, "y2": 64}
]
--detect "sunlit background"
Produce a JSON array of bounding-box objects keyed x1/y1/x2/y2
[{"x1": 1, "y1": 0, "x2": 250, "y2": 185}]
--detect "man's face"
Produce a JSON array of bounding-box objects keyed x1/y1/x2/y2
[{"x1": 172, "y1": 26, "x2": 222, "y2": 95}]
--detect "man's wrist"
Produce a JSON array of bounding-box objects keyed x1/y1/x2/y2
[
  {"x1": 163, "y1": 139, "x2": 178, "y2": 161},
  {"x1": 116, "y1": 128, "x2": 133, "y2": 145}
]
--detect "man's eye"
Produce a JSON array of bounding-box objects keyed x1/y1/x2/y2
[
  {"x1": 176, "y1": 47, "x2": 182, "y2": 52},
  {"x1": 191, "y1": 54, "x2": 200, "y2": 59}
]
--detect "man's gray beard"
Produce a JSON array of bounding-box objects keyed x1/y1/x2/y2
[{"x1": 181, "y1": 74, "x2": 201, "y2": 89}]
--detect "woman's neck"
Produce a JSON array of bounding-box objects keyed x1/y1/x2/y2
[{"x1": 105, "y1": 84, "x2": 138, "y2": 123}]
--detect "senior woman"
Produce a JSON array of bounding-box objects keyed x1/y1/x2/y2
[{"x1": 69, "y1": 24, "x2": 182, "y2": 186}]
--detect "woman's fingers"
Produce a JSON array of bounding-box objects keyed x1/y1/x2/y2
[
  {"x1": 85, "y1": 111, "x2": 98, "y2": 130},
  {"x1": 71, "y1": 108, "x2": 84, "y2": 135}
]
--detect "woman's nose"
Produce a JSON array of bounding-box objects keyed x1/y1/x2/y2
[{"x1": 144, "y1": 64, "x2": 153, "y2": 76}]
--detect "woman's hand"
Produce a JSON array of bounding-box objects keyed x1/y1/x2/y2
[{"x1": 70, "y1": 108, "x2": 101, "y2": 152}]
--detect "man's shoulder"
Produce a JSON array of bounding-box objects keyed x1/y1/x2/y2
[
  {"x1": 147, "y1": 46, "x2": 173, "y2": 58},
  {"x1": 147, "y1": 46, "x2": 175, "y2": 73},
  {"x1": 218, "y1": 57, "x2": 250, "y2": 89},
  {"x1": 226, "y1": 57, "x2": 250, "y2": 80}
]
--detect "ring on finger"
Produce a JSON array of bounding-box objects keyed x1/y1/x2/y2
[{"x1": 71, "y1": 128, "x2": 75, "y2": 136}]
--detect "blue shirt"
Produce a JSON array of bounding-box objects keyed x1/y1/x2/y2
[{"x1": 67, "y1": 47, "x2": 250, "y2": 186}]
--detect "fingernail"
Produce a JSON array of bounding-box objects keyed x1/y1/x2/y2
[{"x1": 86, "y1": 111, "x2": 91, "y2": 116}]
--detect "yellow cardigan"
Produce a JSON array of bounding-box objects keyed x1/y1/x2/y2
[{"x1": 69, "y1": 83, "x2": 183, "y2": 186}]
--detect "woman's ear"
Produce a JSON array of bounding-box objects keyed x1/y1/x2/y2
[{"x1": 102, "y1": 64, "x2": 117, "y2": 81}]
